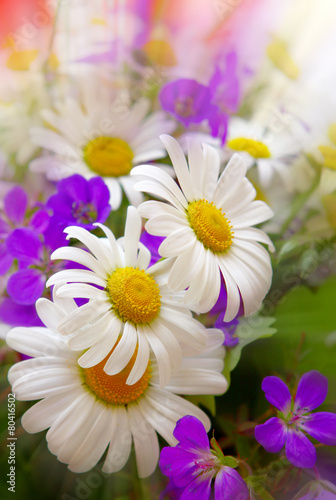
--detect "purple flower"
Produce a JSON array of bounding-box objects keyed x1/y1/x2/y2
[
  {"x1": 255, "y1": 371, "x2": 336, "y2": 469},
  {"x1": 0, "y1": 186, "x2": 50, "y2": 274},
  {"x1": 293, "y1": 480, "x2": 336, "y2": 500},
  {"x1": 208, "y1": 52, "x2": 240, "y2": 144},
  {"x1": 140, "y1": 231, "x2": 164, "y2": 266},
  {"x1": 47, "y1": 175, "x2": 111, "y2": 231},
  {"x1": 6, "y1": 225, "x2": 68, "y2": 306},
  {"x1": 160, "y1": 416, "x2": 249, "y2": 500},
  {"x1": 0, "y1": 297, "x2": 43, "y2": 327},
  {"x1": 159, "y1": 79, "x2": 215, "y2": 127},
  {"x1": 214, "y1": 312, "x2": 240, "y2": 347}
]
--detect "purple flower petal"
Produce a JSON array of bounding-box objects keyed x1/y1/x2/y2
[
  {"x1": 214, "y1": 467, "x2": 249, "y2": 500},
  {"x1": 0, "y1": 216, "x2": 11, "y2": 238},
  {"x1": 88, "y1": 177, "x2": 110, "y2": 213},
  {"x1": 140, "y1": 231, "x2": 164, "y2": 266},
  {"x1": 300, "y1": 412, "x2": 336, "y2": 446},
  {"x1": 159, "y1": 446, "x2": 199, "y2": 487},
  {"x1": 6, "y1": 228, "x2": 42, "y2": 262},
  {"x1": 159, "y1": 79, "x2": 213, "y2": 127},
  {"x1": 43, "y1": 222, "x2": 68, "y2": 252},
  {"x1": 254, "y1": 417, "x2": 288, "y2": 453},
  {"x1": 0, "y1": 297, "x2": 43, "y2": 327},
  {"x1": 0, "y1": 242, "x2": 13, "y2": 274},
  {"x1": 57, "y1": 174, "x2": 90, "y2": 202},
  {"x1": 29, "y1": 208, "x2": 50, "y2": 233},
  {"x1": 285, "y1": 428, "x2": 316, "y2": 468},
  {"x1": 173, "y1": 416, "x2": 210, "y2": 452},
  {"x1": 179, "y1": 471, "x2": 212, "y2": 500},
  {"x1": 294, "y1": 371, "x2": 328, "y2": 413},
  {"x1": 262, "y1": 376, "x2": 292, "y2": 413},
  {"x1": 7, "y1": 268, "x2": 45, "y2": 305},
  {"x1": 4, "y1": 186, "x2": 28, "y2": 224}
]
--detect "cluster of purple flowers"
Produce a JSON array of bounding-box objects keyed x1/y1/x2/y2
[
  {"x1": 159, "y1": 52, "x2": 240, "y2": 143},
  {"x1": 0, "y1": 174, "x2": 111, "y2": 326}
]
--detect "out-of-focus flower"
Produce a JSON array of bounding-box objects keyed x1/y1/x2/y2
[
  {"x1": 226, "y1": 117, "x2": 301, "y2": 189},
  {"x1": 29, "y1": 88, "x2": 175, "y2": 210},
  {"x1": 293, "y1": 479, "x2": 336, "y2": 500},
  {"x1": 47, "y1": 207, "x2": 213, "y2": 388},
  {"x1": 160, "y1": 415, "x2": 249, "y2": 500},
  {"x1": 0, "y1": 185, "x2": 50, "y2": 274},
  {"x1": 7, "y1": 295, "x2": 226, "y2": 477},
  {"x1": 6, "y1": 225, "x2": 67, "y2": 305},
  {"x1": 133, "y1": 135, "x2": 274, "y2": 321},
  {"x1": 255, "y1": 371, "x2": 336, "y2": 468},
  {"x1": 159, "y1": 78, "x2": 214, "y2": 127},
  {"x1": 208, "y1": 52, "x2": 240, "y2": 144},
  {"x1": 47, "y1": 174, "x2": 111, "y2": 231}
]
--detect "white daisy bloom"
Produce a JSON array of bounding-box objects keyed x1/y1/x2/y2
[
  {"x1": 29, "y1": 88, "x2": 175, "y2": 209},
  {"x1": 225, "y1": 117, "x2": 301, "y2": 189},
  {"x1": 6, "y1": 294, "x2": 227, "y2": 477},
  {"x1": 46, "y1": 206, "x2": 208, "y2": 387},
  {"x1": 131, "y1": 135, "x2": 274, "y2": 322}
]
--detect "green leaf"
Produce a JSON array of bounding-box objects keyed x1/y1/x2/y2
[{"x1": 223, "y1": 316, "x2": 277, "y2": 385}]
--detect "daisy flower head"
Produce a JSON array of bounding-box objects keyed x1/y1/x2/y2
[
  {"x1": 47, "y1": 206, "x2": 208, "y2": 387},
  {"x1": 29, "y1": 86, "x2": 175, "y2": 210},
  {"x1": 6, "y1": 293, "x2": 227, "y2": 477},
  {"x1": 131, "y1": 135, "x2": 274, "y2": 322},
  {"x1": 226, "y1": 117, "x2": 301, "y2": 189}
]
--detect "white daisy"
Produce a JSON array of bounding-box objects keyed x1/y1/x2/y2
[
  {"x1": 225, "y1": 117, "x2": 301, "y2": 189},
  {"x1": 131, "y1": 135, "x2": 274, "y2": 322},
  {"x1": 6, "y1": 294, "x2": 227, "y2": 477},
  {"x1": 46, "y1": 206, "x2": 208, "y2": 387},
  {"x1": 29, "y1": 85, "x2": 175, "y2": 209}
]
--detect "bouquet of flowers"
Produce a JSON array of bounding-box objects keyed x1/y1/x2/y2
[{"x1": 0, "y1": 1, "x2": 335, "y2": 499}]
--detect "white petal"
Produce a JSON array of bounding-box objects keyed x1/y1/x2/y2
[
  {"x1": 144, "y1": 326, "x2": 171, "y2": 387},
  {"x1": 127, "y1": 404, "x2": 159, "y2": 478},
  {"x1": 78, "y1": 318, "x2": 121, "y2": 368},
  {"x1": 57, "y1": 300, "x2": 109, "y2": 335},
  {"x1": 103, "y1": 322, "x2": 137, "y2": 375},
  {"x1": 68, "y1": 312, "x2": 119, "y2": 351},
  {"x1": 7, "y1": 327, "x2": 68, "y2": 359},
  {"x1": 158, "y1": 227, "x2": 195, "y2": 257},
  {"x1": 124, "y1": 206, "x2": 142, "y2": 267},
  {"x1": 103, "y1": 406, "x2": 132, "y2": 473},
  {"x1": 137, "y1": 397, "x2": 177, "y2": 446},
  {"x1": 126, "y1": 326, "x2": 150, "y2": 385},
  {"x1": 216, "y1": 259, "x2": 241, "y2": 322},
  {"x1": 160, "y1": 135, "x2": 194, "y2": 201},
  {"x1": 47, "y1": 269, "x2": 106, "y2": 289},
  {"x1": 135, "y1": 180, "x2": 186, "y2": 211},
  {"x1": 230, "y1": 201, "x2": 274, "y2": 228},
  {"x1": 35, "y1": 298, "x2": 66, "y2": 332},
  {"x1": 50, "y1": 246, "x2": 107, "y2": 278},
  {"x1": 145, "y1": 213, "x2": 188, "y2": 237},
  {"x1": 164, "y1": 369, "x2": 227, "y2": 395},
  {"x1": 213, "y1": 153, "x2": 247, "y2": 207}
]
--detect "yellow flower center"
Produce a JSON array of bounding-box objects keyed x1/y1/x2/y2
[
  {"x1": 318, "y1": 145, "x2": 336, "y2": 171},
  {"x1": 227, "y1": 137, "x2": 271, "y2": 159},
  {"x1": 83, "y1": 136, "x2": 134, "y2": 177},
  {"x1": 187, "y1": 199, "x2": 233, "y2": 253},
  {"x1": 82, "y1": 348, "x2": 151, "y2": 405},
  {"x1": 106, "y1": 267, "x2": 161, "y2": 324}
]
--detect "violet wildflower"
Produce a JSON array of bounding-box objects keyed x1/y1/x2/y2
[
  {"x1": 6, "y1": 225, "x2": 68, "y2": 306},
  {"x1": 208, "y1": 52, "x2": 240, "y2": 144},
  {"x1": 255, "y1": 371, "x2": 336, "y2": 468},
  {"x1": 140, "y1": 231, "x2": 164, "y2": 266},
  {"x1": 159, "y1": 79, "x2": 215, "y2": 127},
  {"x1": 47, "y1": 174, "x2": 111, "y2": 231},
  {"x1": 160, "y1": 416, "x2": 249, "y2": 500},
  {"x1": 0, "y1": 185, "x2": 49, "y2": 274},
  {"x1": 214, "y1": 312, "x2": 240, "y2": 348}
]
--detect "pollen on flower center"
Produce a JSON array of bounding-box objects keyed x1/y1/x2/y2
[
  {"x1": 187, "y1": 199, "x2": 233, "y2": 253},
  {"x1": 82, "y1": 348, "x2": 151, "y2": 405},
  {"x1": 83, "y1": 136, "x2": 134, "y2": 177},
  {"x1": 106, "y1": 267, "x2": 161, "y2": 324},
  {"x1": 228, "y1": 137, "x2": 271, "y2": 159}
]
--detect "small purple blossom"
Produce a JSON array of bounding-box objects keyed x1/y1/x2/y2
[
  {"x1": 159, "y1": 78, "x2": 215, "y2": 127},
  {"x1": 208, "y1": 52, "x2": 240, "y2": 144},
  {"x1": 255, "y1": 371, "x2": 336, "y2": 469},
  {"x1": 47, "y1": 174, "x2": 111, "y2": 231},
  {"x1": 160, "y1": 416, "x2": 249, "y2": 500},
  {"x1": 6, "y1": 225, "x2": 68, "y2": 306},
  {"x1": 0, "y1": 185, "x2": 50, "y2": 275},
  {"x1": 214, "y1": 312, "x2": 240, "y2": 347},
  {"x1": 140, "y1": 231, "x2": 164, "y2": 266}
]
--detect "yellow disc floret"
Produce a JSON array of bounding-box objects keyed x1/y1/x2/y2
[
  {"x1": 106, "y1": 267, "x2": 161, "y2": 324},
  {"x1": 228, "y1": 137, "x2": 271, "y2": 159},
  {"x1": 187, "y1": 199, "x2": 233, "y2": 253},
  {"x1": 83, "y1": 349, "x2": 151, "y2": 405},
  {"x1": 83, "y1": 136, "x2": 134, "y2": 177}
]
